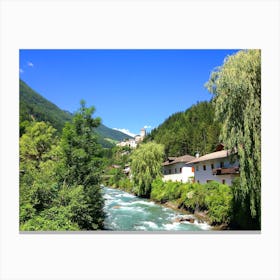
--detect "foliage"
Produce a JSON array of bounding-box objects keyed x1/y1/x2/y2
[
  {"x1": 101, "y1": 145, "x2": 134, "y2": 194},
  {"x1": 20, "y1": 101, "x2": 106, "y2": 231},
  {"x1": 60, "y1": 100, "x2": 105, "y2": 229},
  {"x1": 107, "y1": 146, "x2": 132, "y2": 166},
  {"x1": 95, "y1": 124, "x2": 133, "y2": 142},
  {"x1": 20, "y1": 79, "x2": 132, "y2": 145},
  {"x1": 206, "y1": 49, "x2": 261, "y2": 229},
  {"x1": 230, "y1": 178, "x2": 260, "y2": 229},
  {"x1": 107, "y1": 167, "x2": 124, "y2": 187},
  {"x1": 183, "y1": 182, "x2": 208, "y2": 211},
  {"x1": 20, "y1": 121, "x2": 58, "y2": 164},
  {"x1": 19, "y1": 121, "x2": 67, "y2": 229},
  {"x1": 117, "y1": 178, "x2": 134, "y2": 193},
  {"x1": 151, "y1": 179, "x2": 233, "y2": 225},
  {"x1": 20, "y1": 206, "x2": 80, "y2": 231},
  {"x1": 130, "y1": 142, "x2": 164, "y2": 197},
  {"x1": 151, "y1": 177, "x2": 170, "y2": 203},
  {"x1": 145, "y1": 101, "x2": 220, "y2": 158},
  {"x1": 204, "y1": 182, "x2": 233, "y2": 224},
  {"x1": 20, "y1": 80, "x2": 72, "y2": 134}
]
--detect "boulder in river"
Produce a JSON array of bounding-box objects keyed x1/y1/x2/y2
[{"x1": 173, "y1": 215, "x2": 195, "y2": 223}]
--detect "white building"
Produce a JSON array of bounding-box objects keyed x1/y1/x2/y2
[
  {"x1": 116, "y1": 128, "x2": 146, "y2": 148},
  {"x1": 186, "y1": 147, "x2": 239, "y2": 186},
  {"x1": 117, "y1": 138, "x2": 137, "y2": 148},
  {"x1": 162, "y1": 154, "x2": 195, "y2": 183}
]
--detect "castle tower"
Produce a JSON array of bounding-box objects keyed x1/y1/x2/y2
[{"x1": 140, "y1": 128, "x2": 146, "y2": 140}]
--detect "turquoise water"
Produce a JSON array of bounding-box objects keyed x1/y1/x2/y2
[{"x1": 102, "y1": 187, "x2": 210, "y2": 231}]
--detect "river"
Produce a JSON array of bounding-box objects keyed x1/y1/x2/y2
[{"x1": 102, "y1": 186, "x2": 210, "y2": 231}]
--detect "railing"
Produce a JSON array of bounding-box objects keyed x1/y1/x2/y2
[{"x1": 212, "y1": 167, "x2": 239, "y2": 175}]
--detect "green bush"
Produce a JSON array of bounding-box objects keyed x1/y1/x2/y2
[
  {"x1": 205, "y1": 182, "x2": 233, "y2": 224},
  {"x1": 118, "y1": 178, "x2": 133, "y2": 193},
  {"x1": 164, "y1": 181, "x2": 182, "y2": 201},
  {"x1": 151, "y1": 178, "x2": 233, "y2": 225},
  {"x1": 151, "y1": 177, "x2": 166, "y2": 202},
  {"x1": 20, "y1": 206, "x2": 80, "y2": 231}
]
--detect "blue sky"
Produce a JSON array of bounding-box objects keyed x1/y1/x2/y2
[{"x1": 20, "y1": 49, "x2": 239, "y2": 136}]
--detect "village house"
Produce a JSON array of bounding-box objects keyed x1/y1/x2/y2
[
  {"x1": 116, "y1": 128, "x2": 146, "y2": 148},
  {"x1": 186, "y1": 145, "x2": 239, "y2": 186},
  {"x1": 162, "y1": 154, "x2": 195, "y2": 183}
]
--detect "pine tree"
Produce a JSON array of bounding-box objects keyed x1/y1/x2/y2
[{"x1": 60, "y1": 100, "x2": 105, "y2": 229}]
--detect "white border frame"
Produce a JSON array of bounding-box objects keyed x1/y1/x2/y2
[{"x1": 1, "y1": 0, "x2": 280, "y2": 279}]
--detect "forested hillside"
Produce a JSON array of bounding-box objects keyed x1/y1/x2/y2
[
  {"x1": 145, "y1": 101, "x2": 221, "y2": 157},
  {"x1": 19, "y1": 79, "x2": 132, "y2": 146},
  {"x1": 20, "y1": 79, "x2": 72, "y2": 133}
]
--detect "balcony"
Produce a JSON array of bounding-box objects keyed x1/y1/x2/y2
[{"x1": 212, "y1": 167, "x2": 239, "y2": 175}]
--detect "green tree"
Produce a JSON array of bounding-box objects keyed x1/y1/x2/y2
[
  {"x1": 145, "y1": 101, "x2": 220, "y2": 158},
  {"x1": 20, "y1": 121, "x2": 58, "y2": 168},
  {"x1": 60, "y1": 100, "x2": 105, "y2": 229},
  {"x1": 130, "y1": 142, "x2": 164, "y2": 197},
  {"x1": 206, "y1": 49, "x2": 261, "y2": 229},
  {"x1": 205, "y1": 182, "x2": 233, "y2": 224},
  {"x1": 19, "y1": 121, "x2": 62, "y2": 226}
]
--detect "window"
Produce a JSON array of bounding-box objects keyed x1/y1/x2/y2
[
  {"x1": 211, "y1": 163, "x2": 214, "y2": 169},
  {"x1": 180, "y1": 167, "x2": 182, "y2": 173},
  {"x1": 203, "y1": 165, "x2": 206, "y2": 171},
  {"x1": 196, "y1": 165, "x2": 199, "y2": 171},
  {"x1": 169, "y1": 169, "x2": 171, "y2": 174},
  {"x1": 220, "y1": 162, "x2": 224, "y2": 168},
  {"x1": 175, "y1": 168, "x2": 177, "y2": 173}
]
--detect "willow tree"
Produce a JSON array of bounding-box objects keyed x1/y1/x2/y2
[
  {"x1": 130, "y1": 142, "x2": 164, "y2": 198},
  {"x1": 206, "y1": 50, "x2": 261, "y2": 229}
]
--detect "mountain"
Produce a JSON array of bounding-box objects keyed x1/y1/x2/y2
[
  {"x1": 20, "y1": 79, "x2": 73, "y2": 132},
  {"x1": 95, "y1": 124, "x2": 133, "y2": 148},
  {"x1": 96, "y1": 124, "x2": 132, "y2": 142},
  {"x1": 19, "y1": 80, "x2": 132, "y2": 147},
  {"x1": 144, "y1": 101, "x2": 221, "y2": 157}
]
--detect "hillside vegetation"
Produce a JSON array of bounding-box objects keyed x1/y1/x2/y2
[
  {"x1": 19, "y1": 79, "x2": 132, "y2": 147},
  {"x1": 145, "y1": 101, "x2": 221, "y2": 157},
  {"x1": 20, "y1": 79, "x2": 72, "y2": 133}
]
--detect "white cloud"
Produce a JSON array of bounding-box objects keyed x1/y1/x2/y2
[
  {"x1": 19, "y1": 68, "x2": 24, "y2": 73},
  {"x1": 144, "y1": 125, "x2": 152, "y2": 129},
  {"x1": 113, "y1": 128, "x2": 136, "y2": 137},
  {"x1": 27, "y1": 61, "x2": 34, "y2": 67}
]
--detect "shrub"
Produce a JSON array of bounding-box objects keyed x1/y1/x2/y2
[
  {"x1": 205, "y1": 183, "x2": 233, "y2": 224},
  {"x1": 20, "y1": 206, "x2": 80, "y2": 231},
  {"x1": 151, "y1": 178, "x2": 234, "y2": 226},
  {"x1": 151, "y1": 177, "x2": 166, "y2": 202},
  {"x1": 118, "y1": 178, "x2": 133, "y2": 193}
]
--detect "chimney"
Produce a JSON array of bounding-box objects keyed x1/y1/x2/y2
[{"x1": 195, "y1": 152, "x2": 200, "y2": 158}]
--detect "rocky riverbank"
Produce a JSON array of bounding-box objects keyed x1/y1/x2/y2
[
  {"x1": 162, "y1": 201, "x2": 230, "y2": 230},
  {"x1": 163, "y1": 201, "x2": 214, "y2": 228}
]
